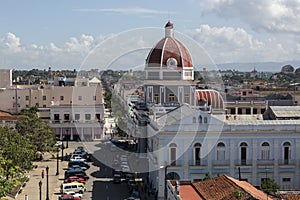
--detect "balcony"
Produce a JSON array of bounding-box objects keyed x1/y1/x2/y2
[
  {"x1": 278, "y1": 159, "x2": 296, "y2": 166},
  {"x1": 257, "y1": 159, "x2": 274, "y2": 166},
  {"x1": 212, "y1": 160, "x2": 230, "y2": 167},
  {"x1": 235, "y1": 160, "x2": 252, "y2": 166},
  {"x1": 189, "y1": 160, "x2": 208, "y2": 167}
]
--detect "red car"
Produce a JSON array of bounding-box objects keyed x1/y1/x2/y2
[
  {"x1": 59, "y1": 193, "x2": 81, "y2": 200},
  {"x1": 64, "y1": 176, "x2": 86, "y2": 184}
]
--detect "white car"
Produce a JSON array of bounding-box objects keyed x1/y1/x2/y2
[
  {"x1": 70, "y1": 155, "x2": 86, "y2": 162},
  {"x1": 54, "y1": 141, "x2": 62, "y2": 147},
  {"x1": 122, "y1": 165, "x2": 130, "y2": 173},
  {"x1": 120, "y1": 155, "x2": 127, "y2": 162}
]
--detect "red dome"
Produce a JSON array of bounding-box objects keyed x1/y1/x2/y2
[
  {"x1": 146, "y1": 37, "x2": 193, "y2": 68},
  {"x1": 195, "y1": 90, "x2": 224, "y2": 109}
]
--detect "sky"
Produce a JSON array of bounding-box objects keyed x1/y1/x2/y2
[{"x1": 1, "y1": 0, "x2": 300, "y2": 72}]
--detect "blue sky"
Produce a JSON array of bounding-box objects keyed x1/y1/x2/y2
[{"x1": 1, "y1": 0, "x2": 300, "y2": 71}]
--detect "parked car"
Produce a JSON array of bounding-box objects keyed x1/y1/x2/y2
[
  {"x1": 68, "y1": 161, "x2": 90, "y2": 169},
  {"x1": 60, "y1": 182, "x2": 86, "y2": 194},
  {"x1": 61, "y1": 191, "x2": 83, "y2": 199},
  {"x1": 64, "y1": 176, "x2": 86, "y2": 184},
  {"x1": 68, "y1": 165, "x2": 87, "y2": 171},
  {"x1": 113, "y1": 174, "x2": 121, "y2": 184},
  {"x1": 65, "y1": 169, "x2": 88, "y2": 179}
]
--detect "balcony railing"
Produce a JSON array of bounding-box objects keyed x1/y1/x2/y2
[
  {"x1": 235, "y1": 160, "x2": 252, "y2": 166},
  {"x1": 278, "y1": 159, "x2": 296, "y2": 166},
  {"x1": 188, "y1": 160, "x2": 208, "y2": 167},
  {"x1": 212, "y1": 160, "x2": 230, "y2": 166},
  {"x1": 257, "y1": 159, "x2": 274, "y2": 166}
]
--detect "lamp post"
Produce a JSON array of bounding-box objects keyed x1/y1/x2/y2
[
  {"x1": 61, "y1": 139, "x2": 64, "y2": 161},
  {"x1": 265, "y1": 168, "x2": 268, "y2": 200},
  {"x1": 38, "y1": 180, "x2": 42, "y2": 200},
  {"x1": 56, "y1": 147, "x2": 59, "y2": 175},
  {"x1": 66, "y1": 129, "x2": 69, "y2": 148},
  {"x1": 46, "y1": 166, "x2": 49, "y2": 200},
  {"x1": 160, "y1": 165, "x2": 170, "y2": 200}
]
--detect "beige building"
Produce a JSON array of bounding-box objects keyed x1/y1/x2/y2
[
  {"x1": 0, "y1": 69, "x2": 12, "y2": 88},
  {"x1": 0, "y1": 76, "x2": 105, "y2": 140}
]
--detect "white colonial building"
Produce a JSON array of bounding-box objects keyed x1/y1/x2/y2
[{"x1": 137, "y1": 22, "x2": 300, "y2": 199}]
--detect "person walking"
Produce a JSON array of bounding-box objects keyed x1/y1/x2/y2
[{"x1": 41, "y1": 169, "x2": 44, "y2": 179}]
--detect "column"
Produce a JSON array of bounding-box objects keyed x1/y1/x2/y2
[
  {"x1": 230, "y1": 139, "x2": 235, "y2": 177},
  {"x1": 274, "y1": 138, "x2": 279, "y2": 187},
  {"x1": 252, "y1": 139, "x2": 257, "y2": 186}
]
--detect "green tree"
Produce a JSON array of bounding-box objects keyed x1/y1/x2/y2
[
  {"x1": 261, "y1": 178, "x2": 280, "y2": 191},
  {"x1": 203, "y1": 172, "x2": 212, "y2": 180},
  {"x1": 15, "y1": 114, "x2": 55, "y2": 153}
]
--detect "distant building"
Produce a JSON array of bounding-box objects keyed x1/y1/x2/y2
[
  {"x1": 0, "y1": 71, "x2": 105, "y2": 140},
  {"x1": 0, "y1": 69, "x2": 12, "y2": 88}
]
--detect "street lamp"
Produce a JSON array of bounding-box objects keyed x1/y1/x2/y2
[
  {"x1": 46, "y1": 166, "x2": 49, "y2": 200},
  {"x1": 56, "y1": 147, "x2": 59, "y2": 175},
  {"x1": 61, "y1": 139, "x2": 64, "y2": 161},
  {"x1": 160, "y1": 165, "x2": 170, "y2": 200},
  {"x1": 66, "y1": 129, "x2": 69, "y2": 148},
  {"x1": 38, "y1": 180, "x2": 42, "y2": 200}
]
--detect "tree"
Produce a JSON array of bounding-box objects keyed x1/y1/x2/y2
[
  {"x1": 0, "y1": 126, "x2": 34, "y2": 180},
  {"x1": 15, "y1": 114, "x2": 56, "y2": 153},
  {"x1": 261, "y1": 178, "x2": 280, "y2": 191},
  {"x1": 203, "y1": 172, "x2": 212, "y2": 180}
]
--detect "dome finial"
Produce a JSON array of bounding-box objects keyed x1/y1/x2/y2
[{"x1": 165, "y1": 21, "x2": 174, "y2": 37}]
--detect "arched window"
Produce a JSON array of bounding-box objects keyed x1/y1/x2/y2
[
  {"x1": 169, "y1": 143, "x2": 177, "y2": 166},
  {"x1": 194, "y1": 143, "x2": 201, "y2": 165},
  {"x1": 283, "y1": 142, "x2": 291, "y2": 165},
  {"x1": 217, "y1": 142, "x2": 226, "y2": 160},
  {"x1": 193, "y1": 117, "x2": 196, "y2": 123},
  {"x1": 261, "y1": 142, "x2": 270, "y2": 160},
  {"x1": 240, "y1": 142, "x2": 248, "y2": 165},
  {"x1": 204, "y1": 117, "x2": 208, "y2": 123},
  {"x1": 198, "y1": 116, "x2": 202, "y2": 123}
]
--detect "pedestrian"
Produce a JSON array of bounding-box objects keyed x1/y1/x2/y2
[{"x1": 41, "y1": 169, "x2": 44, "y2": 179}]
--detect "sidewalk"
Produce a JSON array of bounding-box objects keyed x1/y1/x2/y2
[{"x1": 6, "y1": 147, "x2": 75, "y2": 200}]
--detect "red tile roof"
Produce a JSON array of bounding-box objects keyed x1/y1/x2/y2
[
  {"x1": 0, "y1": 111, "x2": 19, "y2": 121},
  {"x1": 192, "y1": 175, "x2": 273, "y2": 200},
  {"x1": 278, "y1": 193, "x2": 300, "y2": 200},
  {"x1": 179, "y1": 185, "x2": 203, "y2": 200}
]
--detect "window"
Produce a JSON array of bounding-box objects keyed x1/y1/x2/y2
[
  {"x1": 168, "y1": 94, "x2": 175, "y2": 102},
  {"x1": 43, "y1": 105, "x2": 46, "y2": 108},
  {"x1": 240, "y1": 142, "x2": 248, "y2": 165},
  {"x1": 204, "y1": 117, "x2": 208, "y2": 123},
  {"x1": 60, "y1": 96, "x2": 64, "y2": 101},
  {"x1": 169, "y1": 143, "x2": 177, "y2": 166},
  {"x1": 54, "y1": 114, "x2": 60, "y2": 122},
  {"x1": 75, "y1": 114, "x2": 80, "y2": 121},
  {"x1": 193, "y1": 117, "x2": 196, "y2": 123},
  {"x1": 184, "y1": 94, "x2": 189, "y2": 104},
  {"x1": 43, "y1": 95, "x2": 46, "y2": 101},
  {"x1": 154, "y1": 94, "x2": 159, "y2": 104},
  {"x1": 217, "y1": 142, "x2": 226, "y2": 160},
  {"x1": 85, "y1": 114, "x2": 91, "y2": 120},
  {"x1": 93, "y1": 96, "x2": 96, "y2": 101},
  {"x1": 64, "y1": 114, "x2": 70, "y2": 121},
  {"x1": 283, "y1": 178, "x2": 291, "y2": 182},
  {"x1": 261, "y1": 142, "x2": 270, "y2": 160},
  {"x1": 194, "y1": 143, "x2": 201, "y2": 165},
  {"x1": 283, "y1": 142, "x2": 291, "y2": 164},
  {"x1": 78, "y1": 96, "x2": 82, "y2": 101},
  {"x1": 198, "y1": 116, "x2": 202, "y2": 123},
  {"x1": 26, "y1": 96, "x2": 29, "y2": 101}
]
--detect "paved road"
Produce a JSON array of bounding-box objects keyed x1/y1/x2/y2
[{"x1": 69, "y1": 141, "x2": 134, "y2": 200}]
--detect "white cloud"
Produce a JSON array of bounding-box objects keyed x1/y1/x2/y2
[
  {"x1": 186, "y1": 24, "x2": 290, "y2": 63},
  {"x1": 0, "y1": 32, "x2": 22, "y2": 53},
  {"x1": 73, "y1": 7, "x2": 175, "y2": 15},
  {"x1": 199, "y1": 0, "x2": 300, "y2": 33}
]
